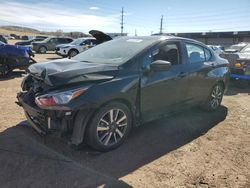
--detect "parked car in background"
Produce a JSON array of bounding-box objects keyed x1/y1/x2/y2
[
  {"x1": 56, "y1": 30, "x2": 112, "y2": 58},
  {"x1": 17, "y1": 36, "x2": 229, "y2": 151},
  {"x1": 225, "y1": 43, "x2": 250, "y2": 88},
  {"x1": 15, "y1": 38, "x2": 45, "y2": 47},
  {"x1": 10, "y1": 33, "x2": 20, "y2": 39},
  {"x1": 56, "y1": 37, "x2": 97, "y2": 58},
  {"x1": 32, "y1": 37, "x2": 73, "y2": 53},
  {"x1": 7, "y1": 36, "x2": 15, "y2": 40},
  {"x1": 207, "y1": 45, "x2": 224, "y2": 55},
  {"x1": 0, "y1": 41, "x2": 35, "y2": 77},
  {"x1": 0, "y1": 35, "x2": 8, "y2": 44},
  {"x1": 21, "y1": 36, "x2": 29, "y2": 40},
  {"x1": 224, "y1": 42, "x2": 249, "y2": 53}
]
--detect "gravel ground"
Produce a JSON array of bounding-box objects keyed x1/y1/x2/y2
[{"x1": 0, "y1": 52, "x2": 249, "y2": 187}]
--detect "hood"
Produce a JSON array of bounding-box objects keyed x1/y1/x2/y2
[
  {"x1": 28, "y1": 59, "x2": 117, "y2": 87},
  {"x1": 89, "y1": 30, "x2": 112, "y2": 44}
]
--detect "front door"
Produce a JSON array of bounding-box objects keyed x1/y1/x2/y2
[{"x1": 140, "y1": 41, "x2": 189, "y2": 122}]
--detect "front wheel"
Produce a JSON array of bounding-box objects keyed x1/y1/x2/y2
[
  {"x1": 202, "y1": 83, "x2": 224, "y2": 111},
  {"x1": 86, "y1": 102, "x2": 132, "y2": 151},
  {"x1": 38, "y1": 46, "x2": 47, "y2": 54},
  {"x1": 68, "y1": 49, "x2": 79, "y2": 58}
]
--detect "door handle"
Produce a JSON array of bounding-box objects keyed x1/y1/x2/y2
[{"x1": 178, "y1": 72, "x2": 187, "y2": 78}]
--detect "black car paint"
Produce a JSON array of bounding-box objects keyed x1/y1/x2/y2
[{"x1": 17, "y1": 36, "x2": 229, "y2": 146}]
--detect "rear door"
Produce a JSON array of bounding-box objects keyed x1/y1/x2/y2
[
  {"x1": 140, "y1": 41, "x2": 190, "y2": 122},
  {"x1": 182, "y1": 42, "x2": 216, "y2": 103}
]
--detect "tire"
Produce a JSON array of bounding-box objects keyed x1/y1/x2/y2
[
  {"x1": 202, "y1": 83, "x2": 224, "y2": 111},
  {"x1": 86, "y1": 102, "x2": 132, "y2": 151},
  {"x1": 0, "y1": 63, "x2": 11, "y2": 77},
  {"x1": 68, "y1": 49, "x2": 79, "y2": 58},
  {"x1": 38, "y1": 46, "x2": 47, "y2": 54}
]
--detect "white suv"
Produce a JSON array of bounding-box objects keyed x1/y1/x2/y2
[{"x1": 56, "y1": 37, "x2": 97, "y2": 57}]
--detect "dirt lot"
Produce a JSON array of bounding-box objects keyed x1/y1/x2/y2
[{"x1": 0, "y1": 52, "x2": 249, "y2": 187}]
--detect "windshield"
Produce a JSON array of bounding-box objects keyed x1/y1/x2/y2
[{"x1": 72, "y1": 37, "x2": 157, "y2": 64}]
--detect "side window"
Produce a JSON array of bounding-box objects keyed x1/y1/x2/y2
[
  {"x1": 90, "y1": 39, "x2": 97, "y2": 45},
  {"x1": 152, "y1": 43, "x2": 180, "y2": 65},
  {"x1": 186, "y1": 43, "x2": 205, "y2": 64},
  {"x1": 66, "y1": 38, "x2": 73, "y2": 43},
  {"x1": 84, "y1": 39, "x2": 91, "y2": 45},
  {"x1": 58, "y1": 38, "x2": 67, "y2": 43},
  {"x1": 49, "y1": 38, "x2": 57, "y2": 43},
  {"x1": 204, "y1": 48, "x2": 212, "y2": 61}
]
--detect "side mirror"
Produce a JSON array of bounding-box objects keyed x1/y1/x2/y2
[{"x1": 150, "y1": 60, "x2": 171, "y2": 72}]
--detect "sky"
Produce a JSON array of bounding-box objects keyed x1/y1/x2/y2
[{"x1": 0, "y1": 0, "x2": 250, "y2": 36}]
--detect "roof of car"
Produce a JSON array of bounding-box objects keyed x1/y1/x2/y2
[{"x1": 116, "y1": 35, "x2": 205, "y2": 46}]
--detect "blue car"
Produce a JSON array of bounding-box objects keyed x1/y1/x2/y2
[{"x1": 0, "y1": 41, "x2": 36, "y2": 77}]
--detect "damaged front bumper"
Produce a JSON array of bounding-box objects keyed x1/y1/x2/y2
[
  {"x1": 16, "y1": 91, "x2": 94, "y2": 146},
  {"x1": 16, "y1": 92, "x2": 73, "y2": 136}
]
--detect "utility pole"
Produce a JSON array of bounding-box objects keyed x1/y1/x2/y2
[
  {"x1": 121, "y1": 7, "x2": 124, "y2": 36},
  {"x1": 135, "y1": 29, "x2": 137, "y2": 36},
  {"x1": 160, "y1": 15, "x2": 163, "y2": 34}
]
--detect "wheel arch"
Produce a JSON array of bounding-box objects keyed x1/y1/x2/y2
[
  {"x1": 68, "y1": 48, "x2": 79, "y2": 55},
  {"x1": 71, "y1": 98, "x2": 136, "y2": 146}
]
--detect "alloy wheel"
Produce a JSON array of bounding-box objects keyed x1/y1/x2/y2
[
  {"x1": 69, "y1": 50, "x2": 78, "y2": 57},
  {"x1": 39, "y1": 47, "x2": 46, "y2": 53},
  {"x1": 210, "y1": 85, "x2": 223, "y2": 109},
  {"x1": 97, "y1": 108, "x2": 128, "y2": 146}
]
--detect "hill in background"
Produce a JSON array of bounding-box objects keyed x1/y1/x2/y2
[{"x1": 0, "y1": 25, "x2": 89, "y2": 38}]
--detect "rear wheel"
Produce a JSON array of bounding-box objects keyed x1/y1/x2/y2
[
  {"x1": 38, "y1": 46, "x2": 47, "y2": 54},
  {"x1": 203, "y1": 83, "x2": 224, "y2": 111},
  {"x1": 86, "y1": 102, "x2": 132, "y2": 151}
]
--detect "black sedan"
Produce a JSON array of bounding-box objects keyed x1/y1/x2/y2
[{"x1": 17, "y1": 36, "x2": 230, "y2": 151}]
